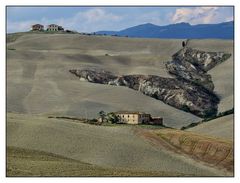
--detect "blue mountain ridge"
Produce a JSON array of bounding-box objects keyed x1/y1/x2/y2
[{"x1": 96, "y1": 21, "x2": 233, "y2": 39}]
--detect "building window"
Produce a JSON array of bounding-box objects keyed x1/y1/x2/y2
[{"x1": 128, "y1": 115, "x2": 129, "y2": 118}]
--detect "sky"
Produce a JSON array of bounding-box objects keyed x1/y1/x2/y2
[{"x1": 7, "y1": 6, "x2": 234, "y2": 33}]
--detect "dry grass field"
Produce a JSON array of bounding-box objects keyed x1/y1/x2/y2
[
  {"x1": 7, "y1": 113, "x2": 228, "y2": 176},
  {"x1": 139, "y1": 128, "x2": 233, "y2": 175},
  {"x1": 6, "y1": 33, "x2": 208, "y2": 129},
  {"x1": 8, "y1": 146, "x2": 187, "y2": 177},
  {"x1": 7, "y1": 34, "x2": 233, "y2": 128},
  {"x1": 186, "y1": 114, "x2": 233, "y2": 140},
  {"x1": 6, "y1": 33, "x2": 234, "y2": 176}
]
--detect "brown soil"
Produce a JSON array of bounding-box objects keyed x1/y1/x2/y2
[{"x1": 134, "y1": 128, "x2": 233, "y2": 174}]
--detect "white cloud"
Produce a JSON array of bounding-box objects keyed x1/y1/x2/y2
[
  {"x1": 61, "y1": 8, "x2": 123, "y2": 32},
  {"x1": 171, "y1": 7, "x2": 233, "y2": 24},
  {"x1": 81, "y1": 8, "x2": 121, "y2": 22}
]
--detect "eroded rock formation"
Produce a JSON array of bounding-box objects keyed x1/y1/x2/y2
[
  {"x1": 166, "y1": 47, "x2": 231, "y2": 90},
  {"x1": 69, "y1": 47, "x2": 231, "y2": 118}
]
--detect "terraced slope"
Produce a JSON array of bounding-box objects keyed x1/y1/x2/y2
[
  {"x1": 7, "y1": 33, "x2": 202, "y2": 128},
  {"x1": 7, "y1": 113, "x2": 227, "y2": 176}
]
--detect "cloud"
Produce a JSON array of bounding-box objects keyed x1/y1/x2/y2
[
  {"x1": 62, "y1": 8, "x2": 123, "y2": 32},
  {"x1": 171, "y1": 7, "x2": 233, "y2": 24},
  {"x1": 82, "y1": 8, "x2": 121, "y2": 22}
]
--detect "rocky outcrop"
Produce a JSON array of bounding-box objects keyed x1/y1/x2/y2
[
  {"x1": 69, "y1": 69, "x2": 219, "y2": 118},
  {"x1": 172, "y1": 47, "x2": 231, "y2": 71},
  {"x1": 166, "y1": 47, "x2": 231, "y2": 90},
  {"x1": 69, "y1": 47, "x2": 231, "y2": 118}
]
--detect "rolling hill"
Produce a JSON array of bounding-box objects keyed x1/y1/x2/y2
[
  {"x1": 7, "y1": 33, "x2": 233, "y2": 128},
  {"x1": 6, "y1": 32, "x2": 234, "y2": 176},
  {"x1": 7, "y1": 33, "x2": 204, "y2": 129},
  {"x1": 186, "y1": 114, "x2": 233, "y2": 140},
  {"x1": 7, "y1": 113, "x2": 230, "y2": 176},
  {"x1": 8, "y1": 146, "x2": 187, "y2": 176}
]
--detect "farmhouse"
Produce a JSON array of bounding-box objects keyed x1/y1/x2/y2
[
  {"x1": 47, "y1": 24, "x2": 64, "y2": 31},
  {"x1": 115, "y1": 111, "x2": 162, "y2": 125},
  {"x1": 116, "y1": 111, "x2": 150, "y2": 124},
  {"x1": 31, "y1": 24, "x2": 44, "y2": 31}
]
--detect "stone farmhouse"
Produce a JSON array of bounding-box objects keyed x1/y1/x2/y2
[
  {"x1": 115, "y1": 111, "x2": 163, "y2": 125},
  {"x1": 31, "y1": 24, "x2": 64, "y2": 32},
  {"x1": 31, "y1": 24, "x2": 44, "y2": 31},
  {"x1": 47, "y1": 24, "x2": 64, "y2": 31}
]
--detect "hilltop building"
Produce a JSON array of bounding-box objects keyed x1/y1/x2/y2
[
  {"x1": 115, "y1": 111, "x2": 163, "y2": 125},
  {"x1": 47, "y1": 24, "x2": 64, "y2": 31},
  {"x1": 31, "y1": 24, "x2": 44, "y2": 31}
]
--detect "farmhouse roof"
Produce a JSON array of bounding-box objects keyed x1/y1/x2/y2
[
  {"x1": 115, "y1": 111, "x2": 148, "y2": 115},
  {"x1": 48, "y1": 24, "x2": 59, "y2": 26},
  {"x1": 32, "y1": 24, "x2": 43, "y2": 27}
]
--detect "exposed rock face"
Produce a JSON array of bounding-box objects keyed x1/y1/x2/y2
[
  {"x1": 69, "y1": 69, "x2": 219, "y2": 118},
  {"x1": 166, "y1": 47, "x2": 231, "y2": 90},
  {"x1": 69, "y1": 47, "x2": 231, "y2": 118},
  {"x1": 172, "y1": 47, "x2": 231, "y2": 71}
]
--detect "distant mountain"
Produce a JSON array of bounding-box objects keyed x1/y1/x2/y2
[{"x1": 96, "y1": 21, "x2": 233, "y2": 39}]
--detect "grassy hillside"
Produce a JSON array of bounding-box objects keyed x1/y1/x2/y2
[
  {"x1": 6, "y1": 33, "x2": 233, "y2": 128},
  {"x1": 8, "y1": 146, "x2": 186, "y2": 177},
  {"x1": 186, "y1": 114, "x2": 233, "y2": 140},
  {"x1": 7, "y1": 113, "x2": 226, "y2": 176},
  {"x1": 7, "y1": 33, "x2": 204, "y2": 128}
]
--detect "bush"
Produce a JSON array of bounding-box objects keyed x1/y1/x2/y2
[{"x1": 106, "y1": 112, "x2": 119, "y2": 124}]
